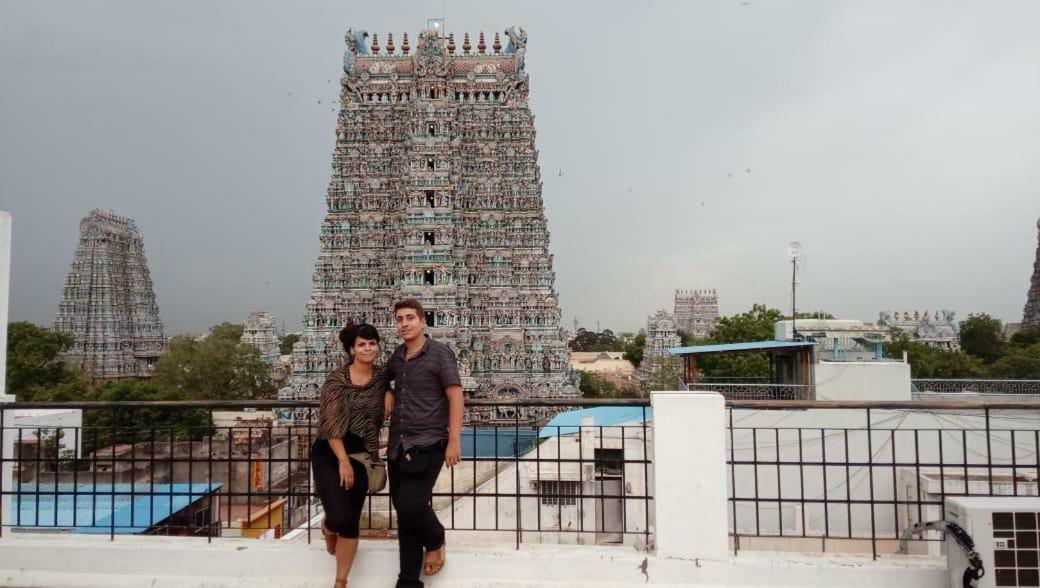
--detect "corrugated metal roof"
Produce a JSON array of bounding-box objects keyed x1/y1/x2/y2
[
  {"x1": 667, "y1": 340, "x2": 816, "y2": 356},
  {"x1": 11, "y1": 483, "x2": 221, "y2": 534}
]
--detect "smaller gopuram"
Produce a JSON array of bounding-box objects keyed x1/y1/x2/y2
[
  {"x1": 673, "y1": 289, "x2": 718, "y2": 338},
  {"x1": 1024, "y1": 218, "x2": 1040, "y2": 329},
  {"x1": 240, "y1": 310, "x2": 285, "y2": 383}
]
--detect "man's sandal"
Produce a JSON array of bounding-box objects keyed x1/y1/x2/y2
[{"x1": 424, "y1": 545, "x2": 446, "y2": 576}]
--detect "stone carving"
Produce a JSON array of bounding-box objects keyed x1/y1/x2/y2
[
  {"x1": 287, "y1": 26, "x2": 578, "y2": 423},
  {"x1": 240, "y1": 310, "x2": 285, "y2": 383},
  {"x1": 638, "y1": 310, "x2": 681, "y2": 385},
  {"x1": 878, "y1": 309, "x2": 960, "y2": 350},
  {"x1": 53, "y1": 209, "x2": 166, "y2": 380},
  {"x1": 1024, "y1": 218, "x2": 1040, "y2": 329},
  {"x1": 673, "y1": 289, "x2": 718, "y2": 338}
]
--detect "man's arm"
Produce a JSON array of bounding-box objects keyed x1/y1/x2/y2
[{"x1": 444, "y1": 384, "x2": 464, "y2": 467}]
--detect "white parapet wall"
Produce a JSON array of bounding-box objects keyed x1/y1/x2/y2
[
  {"x1": 815, "y1": 360, "x2": 912, "y2": 401},
  {"x1": 1, "y1": 211, "x2": 12, "y2": 533}
]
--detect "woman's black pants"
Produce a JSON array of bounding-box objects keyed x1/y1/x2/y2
[{"x1": 311, "y1": 440, "x2": 368, "y2": 538}]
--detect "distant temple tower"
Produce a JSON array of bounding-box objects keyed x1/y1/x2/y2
[
  {"x1": 673, "y1": 289, "x2": 718, "y2": 338},
  {"x1": 1024, "y1": 218, "x2": 1040, "y2": 329},
  {"x1": 286, "y1": 26, "x2": 577, "y2": 421},
  {"x1": 240, "y1": 310, "x2": 285, "y2": 383},
  {"x1": 638, "y1": 310, "x2": 681, "y2": 385},
  {"x1": 54, "y1": 209, "x2": 165, "y2": 380}
]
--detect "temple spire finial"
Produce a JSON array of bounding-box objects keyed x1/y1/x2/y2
[
  {"x1": 371, "y1": 32, "x2": 379, "y2": 54},
  {"x1": 478, "y1": 31, "x2": 486, "y2": 54},
  {"x1": 463, "y1": 32, "x2": 471, "y2": 54},
  {"x1": 493, "y1": 32, "x2": 502, "y2": 54},
  {"x1": 447, "y1": 33, "x2": 455, "y2": 54},
  {"x1": 386, "y1": 32, "x2": 394, "y2": 54},
  {"x1": 402, "y1": 32, "x2": 410, "y2": 55}
]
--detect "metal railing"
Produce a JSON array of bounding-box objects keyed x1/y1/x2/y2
[
  {"x1": 686, "y1": 383, "x2": 815, "y2": 401},
  {"x1": 0, "y1": 399, "x2": 653, "y2": 550},
  {"x1": 725, "y1": 398, "x2": 1040, "y2": 558},
  {"x1": 912, "y1": 379, "x2": 1040, "y2": 395}
]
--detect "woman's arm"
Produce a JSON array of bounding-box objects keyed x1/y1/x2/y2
[{"x1": 328, "y1": 437, "x2": 355, "y2": 489}]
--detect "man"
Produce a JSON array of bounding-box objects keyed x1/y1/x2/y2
[{"x1": 386, "y1": 298, "x2": 463, "y2": 587}]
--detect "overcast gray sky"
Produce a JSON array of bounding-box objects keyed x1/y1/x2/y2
[{"x1": 2, "y1": 0, "x2": 1038, "y2": 335}]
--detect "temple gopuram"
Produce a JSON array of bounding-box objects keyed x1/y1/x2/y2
[
  {"x1": 53, "y1": 209, "x2": 166, "y2": 380},
  {"x1": 674, "y1": 289, "x2": 718, "y2": 338},
  {"x1": 240, "y1": 310, "x2": 285, "y2": 384},
  {"x1": 284, "y1": 26, "x2": 578, "y2": 423},
  {"x1": 1024, "y1": 218, "x2": 1040, "y2": 330}
]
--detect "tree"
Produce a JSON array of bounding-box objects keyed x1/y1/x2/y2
[
  {"x1": 677, "y1": 330, "x2": 697, "y2": 347},
  {"x1": 886, "y1": 330, "x2": 986, "y2": 378},
  {"x1": 623, "y1": 332, "x2": 646, "y2": 367},
  {"x1": 568, "y1": 329, "x2": 623, "y2": 352},
  {"x1": 959, "y1": 314, "x2": 1005, "y2": 364},
  {"x1": 578, "y1": 370, "x2": 640, "y2": 399},
  {"x1": 82, "y1": 380, "x2": 213, "y2": 456},
  {"x1": 209, "y1": 322, "x2": 244, "y2": 343},
  {"x1": 648, "y1": 356, "x2": 684, "y2": 391},
  {"x1": 279, "y1": 333, "x2": 300, "y2": 355},
  {"x1": 153, "y1": 335, "x2": 275, "y2": 400},
  {"x1": 1010, "y1": 327, "x2": 1040, "y2": 350},
  {"x1": 988, "y1": 343, "x2": 1040, "y2": 379},
  {"x1": 789, "y1": 311, "x2": 836, "y2": 320},
  {"x1": 711, "y1": 304, "x2": 784, "y2": 344},
  {"x1": 6, "y1": 322, "x2": 88, "y2": 401}
]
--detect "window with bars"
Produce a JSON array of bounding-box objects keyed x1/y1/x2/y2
[{"x1": 538, "y1": 480, "x2": 579, "y2": 506}]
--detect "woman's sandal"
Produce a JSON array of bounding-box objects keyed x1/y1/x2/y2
[
  {"x1": 321, "y1": 523, "x2": 338, "y2": 555},
  {"x1": 424, "y1": 545, "x2": 446, "y2": 576}
]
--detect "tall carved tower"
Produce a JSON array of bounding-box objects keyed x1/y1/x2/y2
[
  {"x1": 54, "y1": 209, "x2": 166, "y2": 380},
  {"x1": 1024, "y1": 218, "x2": 1040, "y2": 329},
  {"x1": 673, "y1": 289, "x2": 718, "y2": 339},
  {"x1": 285, "y1": 27, "x2": 577, "y2": 421}
]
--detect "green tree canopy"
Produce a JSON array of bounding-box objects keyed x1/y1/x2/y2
[
  {"x1": 885, "y1": 330, "x2": 986, "y2": 378},
  {"x1": 153, "y1": 335, "x2": 275, "y2": 400},
  {"x1": 623, "y1": 332, "x2": 646, "y2": 367},
  {"x1": 988, "y1": 343, "x2": 1040, "y2": 379},
  {"x1": 82, "y1": 380, "x2": 213, "y2": 456},
  {"x1": 568, "y1": 329, "x2": 624, "y2": 352},
  {"x1": 711, "y1": 304, "x2": 784, "y2": 344},
  {"x1": 279, "y1": 333, "x2": 300, "y2": 355},
  {"x1": 209, "y1": 322, "x2": 245, "y2": 343},
  {"x1": 959, "y1": 313, "x2": 1006, "y2": 364},
  {"x1": 6, "y1": 322, "x2": 88, "y2": 401},
  {"x1": 578, "y1": 370, "x2": 640, "y2": 399}
]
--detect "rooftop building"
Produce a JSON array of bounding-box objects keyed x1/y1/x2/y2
[{"x1": 877, "y1": 309, "x2": 959, "y2": 350}]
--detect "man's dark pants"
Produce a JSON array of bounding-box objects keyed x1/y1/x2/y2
[{"x1": 389, "y1": 443, "x2": 446, "y2": 588}]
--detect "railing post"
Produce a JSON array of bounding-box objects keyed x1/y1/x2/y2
[
  {"x1": 650, "y1": 390, "x2": 728, "y2": 561},
  {"x1": 0, "y1": 211, "x2": 13, "y2": 536}
]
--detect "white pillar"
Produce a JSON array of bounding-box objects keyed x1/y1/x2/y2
[
  {"x1": 650, "y1": 390, "x2": 729, "y2": 560},
  {"x1": 0, "y1": 211, "x2": 12, "y2": 534}
]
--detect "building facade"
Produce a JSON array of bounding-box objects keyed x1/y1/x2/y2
[
  {"x1": 877, "y1": 310, "x2": 959, "y2": 350},
  {"x1": 54, "y1": 209, "x2": 165, "y2": 380},
  {"x1": 638, "y1": 310, "x2": 681, "y2": 385},
  {"x1": 285, "y1": 27, "x2": 577, "y2": 422},
  {"x1": 1023, "y1": 218, "x2": 1040, "y2": 330},
  {"x1": 673, "y1": 289, "x2": 718, "y2": 338},
  {"x1": 240, "y1": 310, "x2": 285, "y2": 383}
]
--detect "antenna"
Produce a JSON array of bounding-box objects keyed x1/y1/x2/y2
[{"x1": 426, "y1": 18, "x2": 445, "y2": 37}]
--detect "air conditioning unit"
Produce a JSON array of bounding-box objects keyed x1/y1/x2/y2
[{"x1": 946, "y1": 496, "x2": 1040, "y2": 588}]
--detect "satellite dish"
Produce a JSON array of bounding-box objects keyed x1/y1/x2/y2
[{"x1": 786, "y1": 241, "x2": 803, "y2": 260}]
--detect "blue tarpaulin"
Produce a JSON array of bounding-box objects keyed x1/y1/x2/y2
[
  {"x1": 538, "y1": 406, "x2": 651, "y2": 438},
  {"x1": 11, "y1": 483, "x2": 221, "y2": 534}
]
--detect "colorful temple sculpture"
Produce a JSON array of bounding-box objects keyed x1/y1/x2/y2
[
  {"x1": 673, "y1": 289, "x2": 718, "y2": 339},
  {"x1": 1023, "y1": 218, "x2": 1040, "y2": 330},
  {"x1": 285, "y1": 26, "x2": 578, "y2": 422},
  {"x1": 638, "y1": 310, "x2": 681, "y2": 386},
  {"x1": 240, "y1": 310, "x2": 285, "y2": 384},
  {"x1": 54, "y1": 209, "x2": 166, "y2": 380},
  {"x1": 877, "y1": 309, "x2": 959, "y2": 351}
]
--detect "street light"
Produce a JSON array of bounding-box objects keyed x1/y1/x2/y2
[{"x1": 786, "y1": 242, "x2": 802, "y2": 341}]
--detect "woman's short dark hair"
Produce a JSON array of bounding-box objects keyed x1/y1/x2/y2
[{"x1": 338, "y1": 323, "x2": 380, "y2": 353}]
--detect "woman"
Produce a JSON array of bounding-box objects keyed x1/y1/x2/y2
[{"x1": 311, "y1": 323, "x2": 392, "y2": 587}]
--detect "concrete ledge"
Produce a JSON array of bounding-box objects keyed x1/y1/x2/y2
[{"x1": 0, "y1": 535, "x2": 946, "y2": 587}]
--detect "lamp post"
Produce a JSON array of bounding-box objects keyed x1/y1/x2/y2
[{"x1": 787, "y1": 242, "x2": 802, "y2": 341}]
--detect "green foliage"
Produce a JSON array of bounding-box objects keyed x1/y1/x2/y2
[
  {"x1": 789, "y1": 311, "x2": 837, "y2": 320},
  {"x1": 279, "y1": 333, "x2": 300, "y2": 356},
  {"x1": 569, "y1": 329, "x2": 624, "y2": 352},
  {"x1": 988, "y1": 343, "x2": 1040, "y2": 379},
  {"x1": 959, "y1": 314, "x2": 1006, "y2": 364},
  {"x1": 623, "y1": 332, "x2": 646, "y2": 367},
  {"x1": 694, "y1": 304, "x2": 784, "y2": 380},
  {"x1": 153, "y1": 335, "x2": 275, "y2": 400},
  {"x1": 209, "y1": 322, "x2": 245, "y2": 343},
  {"x1": 578, "y1": 370, "x2": 640, "y2": 399},
  {"x1": 712, "y1": 304, "x2": 784, "y2": 344},
  {"x1": 885, "y1": 330, "x2": 986, "y2": 378},
  {"x1": 82, "y1": 380, "x2": 213, "y2": 456},
  {"x1": 677, "y1": 330, "x2": 697, "y2": 347},
  {"x1": 1010, "y1": 328, "x2": 1040, "y2": 349},
  {"x1": 6, "y1": 322, "x2": 87, "y2": 401}
]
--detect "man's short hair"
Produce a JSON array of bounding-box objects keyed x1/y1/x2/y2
[{"x1": 393, "y1": 298, "x2": 426, "y2": 318}]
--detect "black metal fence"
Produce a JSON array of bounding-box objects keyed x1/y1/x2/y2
[
  {"x1": 0, "y1": 399, "x2": 653, "y2": 550},
  {"x1": 726, "y1": 399, "x2": 1040, "y2": 558}
]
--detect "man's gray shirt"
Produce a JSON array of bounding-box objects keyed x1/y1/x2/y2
[{"x1": 387, "y1": 336, "x2": 462, "y2": 459}]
